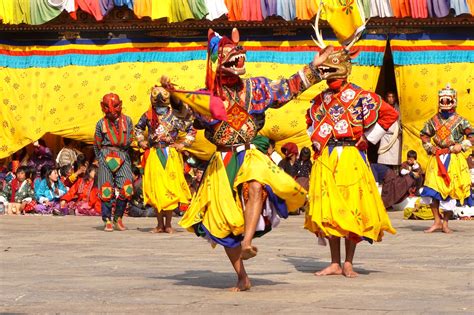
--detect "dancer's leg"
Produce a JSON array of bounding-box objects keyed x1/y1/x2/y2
[
  {"x1": 241, "y1": 181, "x2": 264, "y2": 260},
  {"x1": 224, "y1": 246, "x2": 251, "y2": 292}
]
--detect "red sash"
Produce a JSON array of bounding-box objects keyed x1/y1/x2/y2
[
  {"x1": 10, "y1": 178, "x2": 19, "y2": 203},
  {"x1": 102, "y1": 115, "x2": 128, "y2": 146},
  {"x1": 435, "y1": 148, "x2": 451, "y2": 186}
]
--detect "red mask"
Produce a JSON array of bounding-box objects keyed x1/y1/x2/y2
[
  {"x1": 101, "y1": 93, "x2": 122, "y2": 120},
  {"x1": 327, "y1": 79, "x2": 346, "y2": 91}
]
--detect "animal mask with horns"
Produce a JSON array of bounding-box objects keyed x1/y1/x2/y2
[{"x1": 311, "y1": 2, "x2": 363, "y2": 88}]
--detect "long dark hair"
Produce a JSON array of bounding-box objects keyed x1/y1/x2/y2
[
  {"x1": 83, "y1": 165, "x2": 98, "y2": 187},
  {"x1": 299, "y1": 147, "x2": 311, "y2": 161},
  {"x1": 43, "y1": 166, "x2": 58, "y2": 191}
]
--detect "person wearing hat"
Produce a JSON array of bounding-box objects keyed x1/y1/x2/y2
[{"x1": 278, "y1": 142, "x2": 299, "y2": 178}]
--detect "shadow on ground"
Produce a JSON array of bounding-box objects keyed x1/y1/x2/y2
[
  {"x1": 152, "y1": 269, "x2": 289, "y2": 289},
  {"x1": 282, "y1": 255, "x2": 380, "y2": 275}
]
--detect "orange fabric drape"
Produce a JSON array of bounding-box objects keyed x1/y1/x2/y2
[
  {"x1": 391, "y1": 0, "x2": 411, "y2": 17},
  {"x1": 225, "y1": 0, "x2": 242, "y2": 21}
]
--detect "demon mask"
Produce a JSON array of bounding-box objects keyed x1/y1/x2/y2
[
  {"x1": 101, "y1": 93, "x2": 122, "y2": 120},
  {"x1": 438, "y1": 84, "x2": 457, "y2": 112},
  {"x1": 206, "y1": 28, "x2": 246, "y2": 95}
]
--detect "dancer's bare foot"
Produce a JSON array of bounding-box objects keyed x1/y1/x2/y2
[
  {"x1": 424, "y1": 223, "x2": 442, "y2": 233},
  {"x1": 229, "y1": 277, "x2": 251, "y2": 292},
  {"x1": 314, "y1": 263, "x2": 342, "y2": 276},
  {"x1": 342, "y1": 262, "x2": 358, "y2": 278},
  {"x1": 241, "y1": 245, "x2": 258, "y2": 260},
  {"x1": 150, "y1": 227, "x2": 165, "y2": 233},
  {"x1": 165, "y1": 227, "x2": 175, "y2": 234},
  {"x1": 442, "y1": 222, "x2": 453, "y2": 234}
]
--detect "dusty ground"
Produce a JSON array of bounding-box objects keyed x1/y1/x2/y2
[{"x1": 0, "y1": 212, "x2": 473, "y2": 314}]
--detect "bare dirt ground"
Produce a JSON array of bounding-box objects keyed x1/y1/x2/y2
[{"x1": 0, "y1": 213, "x2": 473, "y2": 314}]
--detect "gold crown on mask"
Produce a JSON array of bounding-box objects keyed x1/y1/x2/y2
[{"x1": 438, "y1": 84, "x2": 456, "y2": 98}]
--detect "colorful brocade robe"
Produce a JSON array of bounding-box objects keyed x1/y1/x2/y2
[
  {"x1": 134, "y1": 106, "x2": 196, "y2": 147},
  {"x1": 195, "y1": 64, "x2": 321, "y2": 146},
  {"x1": 420, "y1": 113, "x2": 472, "y2": 151},
  {"x1": 93, "y1": 115, "x2": 134, "y2": 163},
  {"x1": 306, "y1": 83, "x2": 399, "y2": 153}
]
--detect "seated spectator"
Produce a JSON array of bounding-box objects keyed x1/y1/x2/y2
[
  {"x1": 381, "y1": 150, "x2": 424, "y2": 209},
  {"x1": 295, "y1": 147, "x2": 312, "y2": 191},
  {"x1": 59, "y1": 164, "x2": 74, "y2": 188},
  {"x1": 56, "y1": 138, "x2": 82, "y2": 167},
  {"x1": 60, "y1": 165, "x2": 100, "y2": 216},
  {"x1": 128, "y1": 166, "x2": 155, "y2": 217},
  {"x1": 189, "y1": 162, "x2": 206, "y2": 195},
  {"x1": 11, "y1": 148, "x2": 29, "y2": 172},
  {"x1": 33, "y1": 165, "x2": 48, "y2": 190},
  {"x1": 28, "y1": 139, "x2": 55, "y2": 178},
  {"x1": 34, "y1": 166, "x2": 67, "y2": 216},
  {"x1": 63, "y1": 155, "x2": 88, "y2": 187},
  {"x1": 0, "y1": 166, "x2": 35, "y2": 215},
  {"x1": 400, "y1": 150, "x2": 424, "y2": 196},
  {"x1": 278, "y1": 142, "x2": 299, "y2": 178},
  {"x1": 25, "y1": 166, "x2": 36, "y2": 186}
]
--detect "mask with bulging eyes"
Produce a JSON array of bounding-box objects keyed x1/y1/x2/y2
[
  {"x1": 438, "y1": 84, "x2": 457, "y2": 111},
  {"x1": 101, "y1": 93, "x2": 122, "y2": 120},
  {"x1": 150, "y1": 86, "x2": 170, "y2": 107}
]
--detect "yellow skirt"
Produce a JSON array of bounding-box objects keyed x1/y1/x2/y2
[
  {"x1": 305, "y1": 146, "x2": 396, "y2": 242},
  {"x1": 143, "y1": 147, "x2": 191, "y2": 212},
  {"x1": 179, "y1": 148, "x2": 307, "y2": 239},
  {"x1": 423, "y1": 153, "x2": 471, "y2": 203}
]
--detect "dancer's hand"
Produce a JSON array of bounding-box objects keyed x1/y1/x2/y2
[
  {"x1": 171, "y1": 143, "x2": 185, "y2": 152},
  {"x1": 160, "y1": 75, "x2": 176, "y2": 91},
  {"x1": 139, "y1": 140, "x2": 148, "y2": 150},
  {"x1": 355, "y1": 136, "x2": 368, "y2": 151},
  {"x1": 312, "y1": 45, "x2": 334, "y2": 67},
  {"x1": 451, "y1": 143, "x2": 462, "y2": 153}
]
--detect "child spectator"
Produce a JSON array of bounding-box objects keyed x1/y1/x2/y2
[
  {"x1": 0, "y1": 166, "x2": 35, "y2": 215},
  {"x1": 60, "y1": 165, "x2": 100, "y2": 216},
  {"x1": 128, "y1": 166, "x2": 155, "y2": 217},
  {"x1": 34, "y1": 166, "x2": 67, "y2": 215},
  {"x1": 278, "y1": 142, "x2": 299, "y2": 178},
  {"x1": 189, "y1": 163, "x2": 206, "y2": 195},
  {"x1": 295, "y1": 147, "x2": 312, "y2": 191},
  {"x1": 400, "y1": 150, "x2": 424, "y2": 196},
  {"x1": 59, "y1": 164, "x2": 74, "y2": 188},
  {"x1": 63, "y1": 154, "x2": 88, "y2": 187}
]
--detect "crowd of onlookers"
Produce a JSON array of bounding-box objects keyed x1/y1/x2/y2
[
  {"x1": 1, "y1": 136, "x2": 472, "y2": 217},
  {"x1": 0, "y1": 137, "x2": 201, "y2": 217}
]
